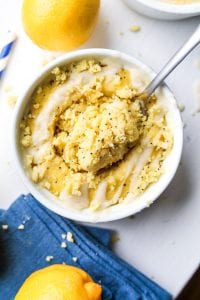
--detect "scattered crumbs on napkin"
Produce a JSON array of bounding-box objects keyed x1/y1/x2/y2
[
  {"x1": 1, "y1": 224, "x2": 9, "y2": 231},
  {"x1": 17, "y1": 224, "x2": 25, "y2": 230},
  {"x1": 130, "y1": 25, "x2": 140, "y2": 33},
  {"x1": 72, "y1": 257, "x2": 78, "y2": 262},
  {"x1": 45, "y1": 255, "x2": 54, "y2": 262},
  {"x1": 61, "y1": 232, "x2": 74, "y2": 242},
  {"x1": 66, "y1": 232, "x2": 74, "y2": 243},
  {"x1": 61, "y1": 241, "x2": 67, "y2": 248},
  {"x1": 111, "y1": 232, "x2": 120, "y2": 245},
  {"x1": 193, "y1": 79, "x2": 200, "y2": 113},
  {"x1": 119, "y1": 32, "x2": 124, "y2": 36},
  {"x1": 177, "y1": 102, "x2": 185, "y2": 112},
  {"x1": 105, "y1": 20, "x2": 110, "y2": 25},
  {"x1": 0, "y1": 194, "x2": 172, "y2": 299}
]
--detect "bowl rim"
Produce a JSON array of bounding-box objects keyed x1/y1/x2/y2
[
  {"x1": 126, "y1": 0, "x2": 200, "y2": 14},
  {"x1": 12, "y1": 48, "x2": 183, "y2": 223}
]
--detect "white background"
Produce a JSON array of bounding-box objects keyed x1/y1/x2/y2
[{"x1": 0, "y1": 0, "x2": 200, "y2": 298}]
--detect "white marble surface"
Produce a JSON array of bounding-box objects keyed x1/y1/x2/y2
[{"x1": 0, "y1": 0, "x2": 200, "y2": 298}]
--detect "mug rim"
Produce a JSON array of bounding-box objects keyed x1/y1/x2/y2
[{"x1": 12, "y1": 48, "x2": 183, "y2": 223}]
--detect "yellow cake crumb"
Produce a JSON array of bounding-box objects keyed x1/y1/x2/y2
[
  {"x1": 42, "y1": 181, "x2": 51, "y2": 190},
  {"x1": 25, "y1": 155, "x2": 33, "y2": 167},
  {"x1": 1, "y1": 224, "x2": 9, "y2": 231},
  {"x1": 61, "y1": 241, "x2": 67, "y2": 248},
  {"x1": 37, "y1": 87, "x2": 43, "y2": 94},
  {"x1": 33, "y1": 103, "x2": 40, "y2": 109},
  {"x1": 111, "y1": 232, "x2": 120, "y2": 244},
  {"x1": 66, "y1": 232, "x2": 74, "y2": 243},
  {"x1": 130, "y1": 25, "x2": 140, "y2": 33},
  {"x1": 21, "y1": 135, "x2": 32, "y2": 147},
  {"x1": 177, "y1": 102, "x2": 185, "y2": 112},
  {"x1": 72, "y1": 257, "x2": 78, "y2": 262},
  {"x1": 45, "y1": 255, "x2": 54, "y2": 262},
  {"x1": 7, "y1": 95, "x2": 17, "y2": 107}
]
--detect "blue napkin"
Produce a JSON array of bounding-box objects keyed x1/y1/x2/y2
[{"x1": 0, "y1": 194, "x2": 172, "y2": 300}]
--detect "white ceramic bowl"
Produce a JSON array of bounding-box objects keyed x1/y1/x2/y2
[
  {"x1": 123, "y1": 0, "x2": 200, "y2": 20},
  {"x1": 12, "y1": 48, "x2": 183, "y2": 223}
]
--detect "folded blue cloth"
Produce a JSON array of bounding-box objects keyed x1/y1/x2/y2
[{"x1": 0, "y1": 194, "x2": 172, "y2": 300}]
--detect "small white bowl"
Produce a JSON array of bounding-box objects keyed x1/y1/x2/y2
[
  {"x1": 123, "y1": 0, "x2": 200, "y2": 20},
  {"x1": 12, "y1": 48, "x2": 183, "y2": 223}
]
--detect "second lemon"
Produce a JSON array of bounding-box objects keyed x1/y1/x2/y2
[{"x1": 15, "y1": 264, "x2": 102, "y2": 300}]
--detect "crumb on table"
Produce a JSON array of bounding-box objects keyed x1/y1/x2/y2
[
  {"x1": 130, "y1": 25, "x2": 140, "y2": 33},
  {"x1": 177, "y1": 102, "x2": 185, "y2": 112},
  {"x1": 7, "y1": 94, "x2": 17, "y2": 107},
  {"x1": 111, "y1": 232, "x2": 120, "y2": 245}
]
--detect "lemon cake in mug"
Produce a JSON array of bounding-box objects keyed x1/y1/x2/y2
[{"x1": 20, "y1": 58, "x2": 173, "y2": 211}]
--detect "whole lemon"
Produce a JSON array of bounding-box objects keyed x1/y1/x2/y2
[
  {"x1": 22, "y1": 0, "x2": 100, "y2": 51},
  {"x1": 15, "y1": 264, "x2": 102, "y2": 300}
]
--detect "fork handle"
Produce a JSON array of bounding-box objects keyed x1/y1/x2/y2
[{"x1": 144, "y1": 24, "x2": 200, "y2": 96}]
